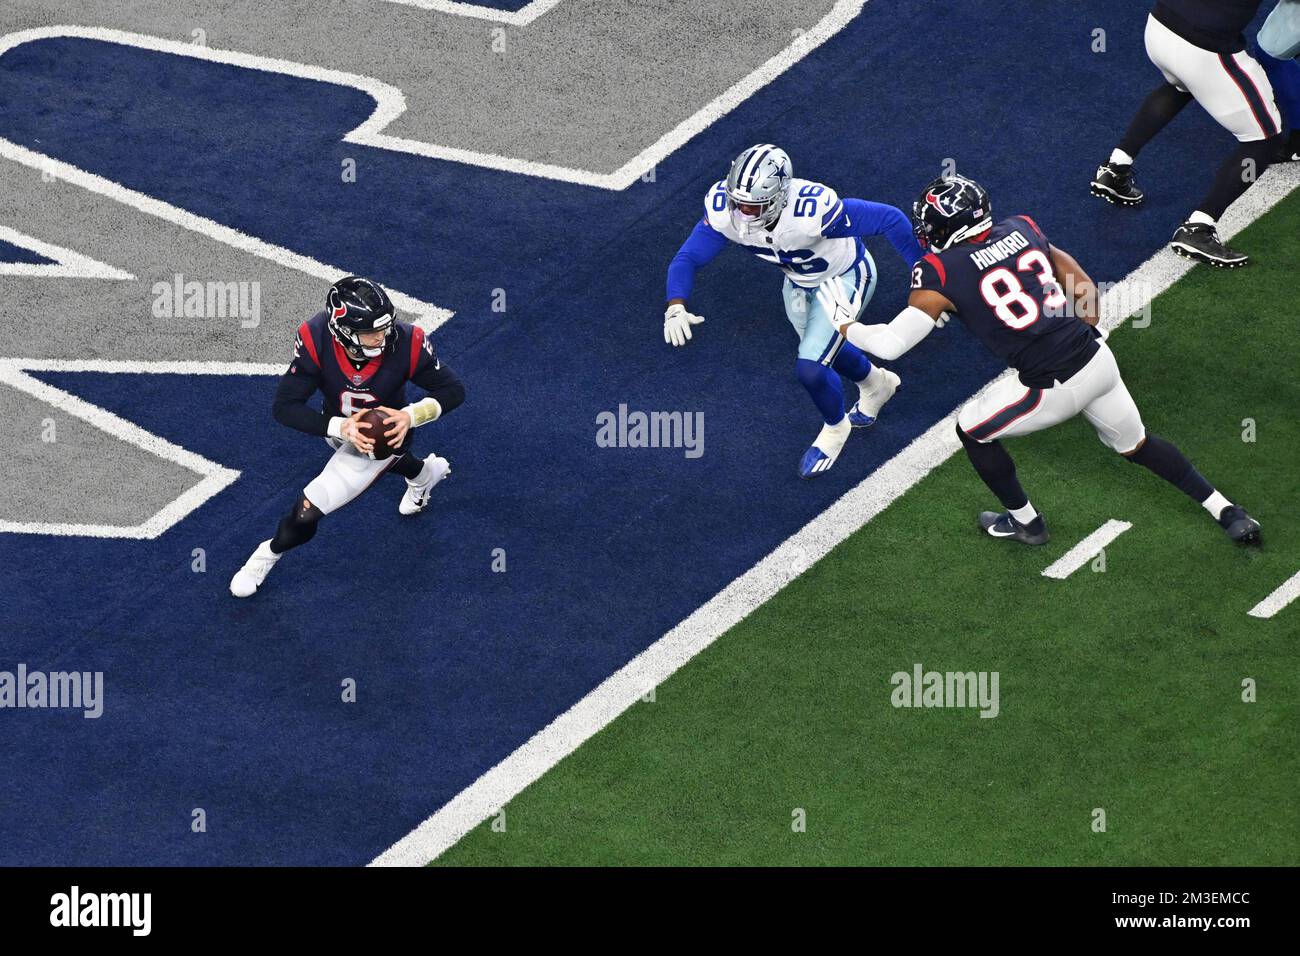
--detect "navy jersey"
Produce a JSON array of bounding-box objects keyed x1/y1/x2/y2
[
  {"x1": 912, "y1": 216, "x2": 1099, "y2": 388},
  {"x1": 288, "y1": 310, "x2": 438, "y2": 418},
  {"x1": 1152, "y1": 0, "x2": 1264, "y2": 53}
]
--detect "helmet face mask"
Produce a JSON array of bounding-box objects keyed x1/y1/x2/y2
[
  {"x1": 326, "y1": 276, "x2": 397, "y2": 362},
  {"x1": 726, "y1": 144, "x2": 792, "y2": 236}
]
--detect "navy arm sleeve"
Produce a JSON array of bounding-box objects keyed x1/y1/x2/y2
[
  {"x1": 823, "y1": 198, "x2": 923, "y2": 267},
  {"x1": 411, "y1": 361, "x2": 465, "y2": 416},
  {"x1": 272, "y1": 369, "x2": 331, "y2": 436},
  {"x1": 665, "y1": 218, "x2": 729, "y2": 302}
]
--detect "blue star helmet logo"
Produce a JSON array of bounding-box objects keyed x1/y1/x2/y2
[{"x1": 772, "y1": 162, "x2": 789, "y2": 184}]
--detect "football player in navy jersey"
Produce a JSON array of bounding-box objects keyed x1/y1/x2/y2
[
  {"x1": 230, "y1": 276, "x2": 465, "y2": 597},
  {"x1": 824, "y1": 174, "x2": 1260, "y2": 546},
  {"x1": 1090, "y1": 0, "x2": 1284, "y2": 267}
]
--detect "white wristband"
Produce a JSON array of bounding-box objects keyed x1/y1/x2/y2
[{"x1": 326, "y1": 416, "x2": 346, "y2": 440}]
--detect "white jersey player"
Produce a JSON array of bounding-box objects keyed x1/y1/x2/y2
[{"x1": 663, "y1": 144, "x2": 924, "y2": 478}]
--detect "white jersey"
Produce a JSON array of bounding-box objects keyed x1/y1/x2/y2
[{"x1": 705, "y1": 177, "x2": 860, "y2": 287}]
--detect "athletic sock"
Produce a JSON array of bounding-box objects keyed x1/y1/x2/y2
[
  {"x1": 1010, "y1": 502, "x2": 1040, "y2": 525},
  {"x1": 1126, "y1": 432, "x2": 1215, "y2": 504},
  {"x1": 1117, "y1": 83, "x2": 1194, "y2": 158},
  {"x1": 1201, "y1": 490, "x2": 1232, "y2": 520},
  {"x1": 1188, "y1": 210, "x2": 1216, "y2": 227},
  {"x1": 1109, "y1": 148, "x2": 1134, "y2": 167},
  {"x1": 390, "y1": 450, "x2": 425, "y2": 481},
  {"x1": 956, "y1": 425, "x2": 1030, "y2": 511}
]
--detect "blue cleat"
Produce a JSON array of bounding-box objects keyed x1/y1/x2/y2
[{"x1": 798, "y1": 418, "x2": 852, "y2": 479}]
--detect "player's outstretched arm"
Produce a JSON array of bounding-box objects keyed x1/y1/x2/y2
[
  {"x1": 1048, "y1": 244, "x2": 1099, "y2": 326},
  {"x1": 664, "y1": 219, "x2": 728, "y2": 345},
  {"x1": 823, "y1": 199, "x2": 924, "y2": 266},
  {"x1": 825, "y1": 287, "x2": 951, "y2": 360}
]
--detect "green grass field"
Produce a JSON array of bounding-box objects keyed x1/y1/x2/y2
[{"x1": 437, "y1": 193, "x2": 1300, "y2": 866}]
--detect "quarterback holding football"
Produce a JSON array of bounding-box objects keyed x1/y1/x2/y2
[{"x1": 229, "y1": 276, "x2": 465, "y2": 597}]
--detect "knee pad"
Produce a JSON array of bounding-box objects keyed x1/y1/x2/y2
[{"x1": 272, "y1": 497, "x2": 323, "y2": 552}]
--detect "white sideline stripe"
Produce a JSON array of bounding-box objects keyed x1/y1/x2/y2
[
  {"x1": 1041, "y1": 519, "x2": 1132, "y2": 580},
  {"x1": 1247, "y1": 569, "x2": 1300, "y2": 619},
  {"x1": 373, "y1": 163, "x2": 1300, "y2": 866},
  {"x1": 378, "y1": 0, "x2": 565, "y2": 26},
  {"x1": 0, "y1": 9, "x2": 865, "y2": 190},
  {"x1": 0, "y1": 362, "x2": 241, "y2": 539},
  {"x1": 0, "y1": 138, "x2": 451, "y2": 333},
  {"x1": 0, "y1": 225, "x2": 135, "y2": 280}
]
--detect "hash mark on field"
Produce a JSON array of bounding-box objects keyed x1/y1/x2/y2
[
  {"x1": 1248, "y1": 569, "x2": 1300, "y2": 619},
  {"x1": 1041, "y1": 519, "x2": 1132, "y2": 580}
]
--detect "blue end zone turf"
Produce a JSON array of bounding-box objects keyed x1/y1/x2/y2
[
  {"x1": 0, "y1": 237, "x2": 54, "y2": 264},
  {"x1": 0, "y1": 1, "x2": 1260, "y2": 863}
]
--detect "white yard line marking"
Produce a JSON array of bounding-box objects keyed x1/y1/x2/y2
[
  {"x1": 0, "y1": 139, "x2": 452, "y2": 332},
  {"x1": 1041, "y1": 519, "x2": 1132, "y2": 580},
  {"x1": 377, "y1": 0, "x2": 565, "y2": 27},
  {"x1": 1248, "y1": 569, "x2": 1300, "y2": 619},
  {"x1": 0, "y1": 8, "x2": 866, "y2": 189},
  {"x1": 0, "y1": 362, "x2": 243, "y2": 539},
  {"x1": 0, "y1": 224, "x2": 135, "y2": 280},
  {"x1": 373, "y1": 163, "x2": 1300, "y2": 866}
]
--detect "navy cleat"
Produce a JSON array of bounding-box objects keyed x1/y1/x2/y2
[
  {"x1": 1217, "y1": 505, "x2": 1261, "y2": 544},
  {"x1": 978, "y1": 510, "x2": 1051, "y2": 546},
  {"x1": 1090, "y1": 163, "x2": 1144, "y2": 206}
]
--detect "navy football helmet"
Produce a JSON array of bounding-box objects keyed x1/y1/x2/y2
[
  {"x1": 911, "y1": 174, "x2": 993, "y2": 251},
  {"x1": 326, "y1": 276, "x2": 396, "y2": 362}
]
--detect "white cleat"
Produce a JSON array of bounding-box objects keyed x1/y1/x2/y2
[
  {"x1": 848, "y1": 368, "x2": 901, "y2": 427},
  {"x1": 230, "y1": 540, "x2": 281, "y2": 598},
  {"x1": 399, "y1": 456, "x2": 451, "y2": 515}
]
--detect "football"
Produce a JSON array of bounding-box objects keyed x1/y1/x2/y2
[{"x1": 358, "y1": 408, "x2": 395, "y2": 460}]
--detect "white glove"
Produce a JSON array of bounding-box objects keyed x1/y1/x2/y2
[
  {"x1": 935, "y1": 311, "x2": 950, "y2": 328},
  {"x1": 664, "y1": 303, "x2": 704, "y2": 346}
]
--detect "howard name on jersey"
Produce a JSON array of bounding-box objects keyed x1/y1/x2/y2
[
  {"x1": 913, "y1": 215, "x2": 1100, "y2": 388},
  {"x1": 705, "y1": 177, "x2": 861, "y2": 286},
  {"x1": 277, "y1": 310, "x2": 441, "y2": 443}
]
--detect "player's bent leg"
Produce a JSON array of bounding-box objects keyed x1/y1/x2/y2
[
  {"x1": 833, "y1": 342, "x2": 900, "y2": 428},
  {"x1": 1122, "y1": 434, "x2": 1261, "y2": 543},
  {"x1": 956, "y1": 422, "x2": 1050, "y2": 546},
  {"x1": 229, "y1": 496, "x2": 324, "y2": 598},
  {"x1": 794, "y1": 359, "x2": 850, "y2": 478},
  {"x1": 1094, "y1": 82, "x2": 1192, "y2": 206},
  {"x1": 1081, "y1": 358, "x2": 1260, "y2": 544}
]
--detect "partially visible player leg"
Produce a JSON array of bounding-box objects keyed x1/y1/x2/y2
[
  {"x1": 1079, "y1": 346, "x2": 1261, "y2": 543},
  {"x1": 230, "y1": 441, "x2": 395, "y2": 597},
  {"x1": 1093, "y1": 15, "x2": 1198, "y2": 206},
  {"x1": 827, "y1": 252, "x2": 901, "y2": 428},
  {"x1": 955, "y1": 374, "x2": 1083, "y2": 545},
  {"x1": 1258, "y1": 0, "x2": 1300, "y2": 160},
  {"x1": 1093, "y1": 83, "x2": 1193, "y2": 205},
  {"x1": 1169, "y1": 47, "x2": 1283, "y2": 267},
  {"x1": 786, "y1": 280, "x2": 850, "y2": 478}
]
